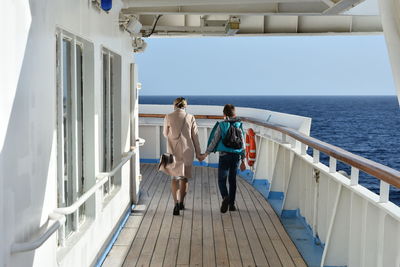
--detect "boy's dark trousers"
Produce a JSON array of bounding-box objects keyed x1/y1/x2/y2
[{"x1": 218, "y1": 152, "x2": 240, "y2": 205}]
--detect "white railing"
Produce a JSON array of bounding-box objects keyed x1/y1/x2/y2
[
  {"x1": 10, "y1": 146, "x2": 140, "y2": 254},
  {"x1": 139, "y1": 113, "x2": 400, "y2": 267}
]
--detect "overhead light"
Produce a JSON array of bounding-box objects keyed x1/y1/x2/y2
[
  {"x1": 127, "y1": 18, "x2": 142, "y2": 35},
  {"x1": 226, "y1": 17, "x2": 240, "y2": 36},
  {"x1": 132, "y1": 37, "x2": 147, "y2": 53}
]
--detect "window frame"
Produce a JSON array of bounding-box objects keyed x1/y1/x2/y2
[
  {"x1": 56, "y1": 29, "x2": 95, "y2": 244},
  {"x1": 100, "y1": 47, "x2": 122, "y2": 201}
]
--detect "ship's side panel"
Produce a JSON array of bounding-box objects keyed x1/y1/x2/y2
[{"x1": 1, "y1": 1, "x2": 135, "y2": 266}]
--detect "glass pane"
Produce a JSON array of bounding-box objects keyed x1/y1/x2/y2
[
  {"x1": 110, "y1": 56, "x2": 114, "y2": 190},
  {"x1": 76, "y1": 44, "x2": 85, "y2": 223},
  {"x1": 102, "y1": 53, "x2": 110, "y2": 195},
  {"x1": 62, "y1": 39, "x2": 73, "y2": 235}
]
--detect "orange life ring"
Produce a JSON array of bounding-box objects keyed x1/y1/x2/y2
[{"x1": 245, "y1": 128, "x2": 256, "y2": 167}]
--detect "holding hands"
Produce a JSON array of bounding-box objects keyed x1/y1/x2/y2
[{"x1": 198, "y1": 153, "x2": 208, "y2": 162}]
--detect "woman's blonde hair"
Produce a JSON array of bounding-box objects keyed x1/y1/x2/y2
[{"x1": 174, "y1": 97, "x2": 187, "y2": 109}]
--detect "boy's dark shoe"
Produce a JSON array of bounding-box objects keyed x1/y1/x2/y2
[
  {"x1": 229, "y1": 205, "x2": 237, "y2": 211},
  {"x1": 220, "y1": 197, "x2": 230, "y2": 213},
  {"x1": 173, "y1": 203, "x2": 180, "y2": 215},
  {"x1": 179, "y1": 202, "x2": 185, "y2": 210}
]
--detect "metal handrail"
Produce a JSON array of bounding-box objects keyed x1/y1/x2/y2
[
  {"x1": 11, "y1": 215, "x2": 66, "y2": 254},
  {"x1": 10, "y1": 147, "x2": 137, "y2": 254},
  {"x1": 56, "y1": 150, "x2": 136, "y2": 215},
  {"x1": 139, "y1": 113, "x2": 400, "y2": 189}
]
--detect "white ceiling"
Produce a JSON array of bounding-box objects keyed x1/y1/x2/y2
[{"x1": 121, "y1": 0, "x2": 382, "y2": 36}]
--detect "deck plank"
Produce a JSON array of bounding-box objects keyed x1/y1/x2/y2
[
  {"x1": 237, "y1": 182, "x2": 283, "y2": 267},
  {"x1": 108, "y1": 164, "x2": 307, "y2": 267},
  {"x1": 234, "y1": 181, "x2": 269, "y2": 266},
  {"x1": 240, "y1": 180, "x2": 306, "y2": 266},
  {"x1": 189, "y1": 167, "x2": 203, "y2": 266},
  {"x1": 208, "y1": 168, "x2": 230, "y2": 267},
  {"x1": 122, "y1": 170, "x2": 168, "y2": 267},
  {"x1": 212, "y1": 168, "x2": 244, "y2": 267},
  {"x1": 202, "y1": 167, "x2": 216, "y2": 267},
  {"x1": 136, "y1": 174, "x2": 172, "y2": 266},
  {"x1": 245, "y1": 184, "x2": 296, "y2": 267},
  {"x1": 176, "y1": 167, "x2": 196, "y2": 265},
  {"x1": 220, "y1": 178, "x2": 255, "y2": 265},
  {"x1": 103, "y1": 164, "x2": 154, "y2": 267},
  {"x1": 149, "y1": 193, "x2": 175, "y2": 266}
]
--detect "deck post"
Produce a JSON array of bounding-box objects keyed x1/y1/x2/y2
[
  {"x1": 300, "y1": 142, "x2": 307, "y2": 155},
  {"x1": 350, "y1": 167, "x2": 359, "y2": 186},
  {"x1": 329, "y1": 157, "x2": 336, "y2": 173},
  {"x1": 379, "y1": 181, "x2": 390, "y2": 203},
  {"x1": 313, "y1": 149, "x2": 319, "y2": 164}
]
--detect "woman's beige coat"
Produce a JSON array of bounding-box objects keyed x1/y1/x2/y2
[{"x1": 163, "y1": 109, "x2": 201, "y2": 178}]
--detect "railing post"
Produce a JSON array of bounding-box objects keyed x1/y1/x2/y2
[
  {"x1": 329, "y1": 157, "x2": 336, "y2": 173},
  {"x1": 300, "y1": 143, "x2": 307, "y2": 155},
  {"x1": 350, "y1": 167, "x2": 359, "y2": 185},
  {"x1": 282, "y1": 133, "x2": 287, "y2": 143},
  {"x1": 379, "y1": 181, "x2": 390, "y2": 203},
  {"x1": 290, "y1": 140, "x2": 296, "y2": 149},
  {"x1": 313, "y1": 149, "x2": 320, "y2": 164}
]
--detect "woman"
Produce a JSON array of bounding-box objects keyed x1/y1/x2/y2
[{"x1": 163, "y1": 97, "x2": 202, "y2": 215}]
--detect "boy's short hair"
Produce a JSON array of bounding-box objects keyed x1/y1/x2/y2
[{"x1": 223, "y1": 104, "x2": 236, "y2": 117}]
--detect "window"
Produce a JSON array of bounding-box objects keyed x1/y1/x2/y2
[
  {"x1": 101, "y1": 49, "x2": 121, "y2": 198},
  {"x1": 56, "y1": 30, "x2": 94, "y2": 241}
]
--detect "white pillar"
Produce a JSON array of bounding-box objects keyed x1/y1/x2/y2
[{"x1": 379, "y1": 0, "x2": 400, "y2": 102}]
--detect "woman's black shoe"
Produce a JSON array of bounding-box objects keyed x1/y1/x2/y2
[
  {"x1": 173, "y1": 203, "x2": 180, "y2": 215},
  {"x1": 220, "y1": 197, "x2": 229, "y2": 213},
  {"x1": 179, "y1": 202, "x2": 185, "y2": 210},
  {"x1": 229, "y1": 205, "x2": 237, "y2": 211}
]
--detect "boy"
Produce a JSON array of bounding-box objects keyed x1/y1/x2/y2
[{"x1": 201, "y1": 104, "x2": 246, "y2": 213}]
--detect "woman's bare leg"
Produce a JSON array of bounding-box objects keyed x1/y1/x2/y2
[
  {"x1": 179, "y1": 179, "x2": 187, "y2": 203},
  {"x1": 171, "y1": 179, "x2": 179, "y2": 203}
]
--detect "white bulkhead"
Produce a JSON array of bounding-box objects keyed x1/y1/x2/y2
[{"x1": 1, "y1": 1, "x2": 138, "y2": 266}]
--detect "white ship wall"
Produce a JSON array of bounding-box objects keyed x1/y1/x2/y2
[{"x1": 1, "y1": 1, "x2": 135, "y2": 266}]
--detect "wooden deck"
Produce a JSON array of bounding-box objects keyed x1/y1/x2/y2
[{"x1": 103, "y1": 164, "x2": 306, "y2": 267}]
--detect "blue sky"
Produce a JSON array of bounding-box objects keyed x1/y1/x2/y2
[{"x1": 136, "y1": 35, "x2": 395, "y2": 95}]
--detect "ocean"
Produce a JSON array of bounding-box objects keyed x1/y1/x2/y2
[{"x1": 140, "y1": 95, "x2": 400, "y2": 205}]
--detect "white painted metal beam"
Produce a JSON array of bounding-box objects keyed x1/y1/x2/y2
[
  {"x1": 123, "y1": 0, "x2": 329, "y2": 7},
  {"x1": 124, "y1": 0, "x2": 335, "y2": 7},
  {"x1": 378, "y1": 0, "x2": 400, "y2": 103},
  {"x1": 323, "y1": 0, "x2": 364, "y2": 15}
]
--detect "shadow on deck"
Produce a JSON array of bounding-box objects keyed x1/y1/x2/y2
[{"x1": 103, "y1": 164, "x2": 306, "y2": 267}]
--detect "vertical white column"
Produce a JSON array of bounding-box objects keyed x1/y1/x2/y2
[
  {"x1": 379, "y1": 181, "x2": 390, "y2": 203},
  {"x1": 329, "y1": 157, "x2": 336, "y2": 173},
  {"x1": 313, "y1": 149, "x2": 320, "y2": 164},
  {"x1": 378, "y1": 0, "x2": 400, "y2": 102},
  {"x1": 282, "y1": 133, "x2": 287, "y2": 143},
  {"x1": 130, "y1": 63, "x2": 140, "y2": 204},
  {"x1": 350, "y1": 167, "x2": 359, "y2": 186},
  {"x1": 300, "y1": 142, "x2": 307, "y2": 155},
  {"x1": 155, "y1": 125, "x2": 161, "y2": 159}
]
